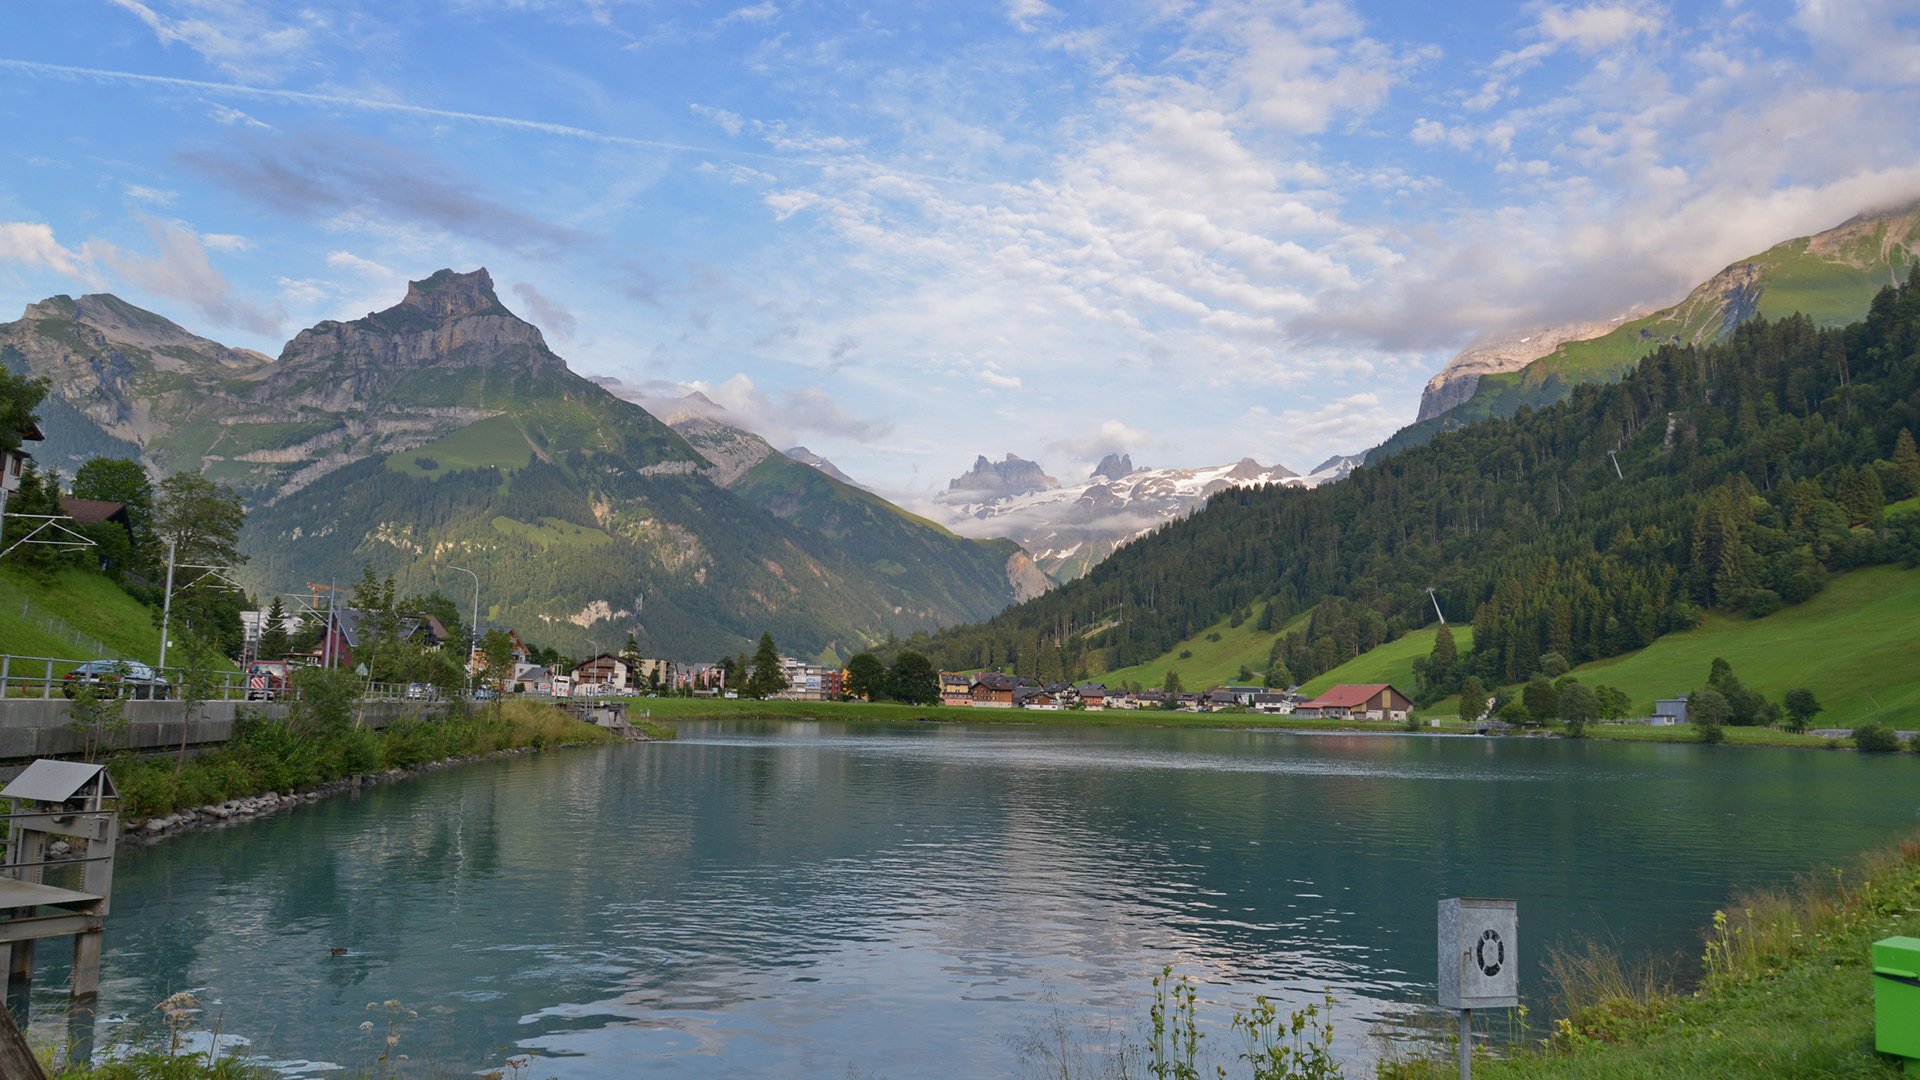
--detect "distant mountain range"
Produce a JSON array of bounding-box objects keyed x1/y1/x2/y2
[
  {"x1": 0, "y1": 269, "x2": 1038, "y2": 660},
  {"x1": 936, "y1": 451, "x2": 1360, "y2": 581},
  {"x1": 1376, "y1": 200, "x2": 1920, "y2": 461}
]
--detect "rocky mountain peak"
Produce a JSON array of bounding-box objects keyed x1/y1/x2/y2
[
  {"x1": 946, "y1": 453, "x2": 1059, "y2": 496},
  {"x1": 1092, "y1": 452, "x2": 1137, "y2": 479},
  {"x1": 398, "y1": 268, "x2": 506, "y2": 321}
]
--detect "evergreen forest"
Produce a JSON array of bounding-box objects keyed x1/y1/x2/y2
[{"x1": 913, "y1": 272, "x2": 1920, "y2": 700}]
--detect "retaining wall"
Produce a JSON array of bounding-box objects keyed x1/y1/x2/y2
[{"x1": 0, "y1": 699, "x2": 437, "y2": 760}]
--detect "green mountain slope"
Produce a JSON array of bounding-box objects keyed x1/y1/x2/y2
[
  {"x1": 918, "y1": 272, "x2": 1920, "y2": 712},
  {"x1": 0, "y1": 564, "x2": 163, "y2": 664},
  {"x1": 1565, "y1": 564, "x2": 1920, "y2": 729},
  {"x1": 1297, "y1": 624, "x2": 1473, "y2": 698},
  {"x1": 1373, "y1": 202, "x2": 1920, "y2": 462},
  {"x1": 7, "y1": 270, "x2": 1031, "y2": 659}
]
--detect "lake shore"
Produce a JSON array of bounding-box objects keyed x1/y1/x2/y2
[{"x1": 625, "y1": 695, "x2": 1868, "y2": 750}]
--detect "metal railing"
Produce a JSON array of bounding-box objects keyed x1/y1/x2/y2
[{"x1": 0, "y1": 653, "x2": 449, "y2": 704}]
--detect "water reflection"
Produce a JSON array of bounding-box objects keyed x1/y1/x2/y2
[{"x1": 34, "y1": 723, "x2": 1920, "y2": 1077}]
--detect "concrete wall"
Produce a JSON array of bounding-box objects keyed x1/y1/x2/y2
[{"x1": 0, "y1": 699, "x2": 439, "y2": 760}]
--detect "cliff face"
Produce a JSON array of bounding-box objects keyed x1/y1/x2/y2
[
  {"x1": 259, "y1": 268, "x2": 561, "y2": 411},
  {"x1": 947, "y1": 453, "x2": 1059, "y2": 497},
  {"x1": 1415, "y1": 317, "x2": 1630, "y2": 422}
]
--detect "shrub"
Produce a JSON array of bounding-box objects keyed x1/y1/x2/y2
[{"x1": 1852, "y1": 722, "x2": 1902, "y2": 752}]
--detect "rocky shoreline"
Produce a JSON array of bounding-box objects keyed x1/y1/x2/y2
[{"x1": 121, "y1": 744, "x2": 558, "y2": 844}]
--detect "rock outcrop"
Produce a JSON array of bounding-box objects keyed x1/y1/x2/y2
[{"x1": 946, "y1": 454, "x2": 1058, "y2": 497}]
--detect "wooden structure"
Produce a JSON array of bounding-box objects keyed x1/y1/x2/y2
[{"x1": 0, "y1": 760, "x2": 118, "y2": 1012}]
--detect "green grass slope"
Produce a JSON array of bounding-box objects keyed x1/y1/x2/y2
[
  {"x1": 0, "y1": 564, "x2": 161, "y2": 665},
  {"x1": 1101, "y1": 606, "x2": 1313, "y2": 689},
  {"x1": 1298, "y1": 624, "x2": 1474, "y2": 698},
  {"x1": 1566, "y1": 564, "x2": 1920, "y2": 729},
  {"x1": 1373, "y1": 205, "x2": 1920, "y2": 462}
]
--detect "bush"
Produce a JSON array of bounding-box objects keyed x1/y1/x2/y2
[{"x1": 1852, "y1": 722, "x2": 1903, "y2": 752}]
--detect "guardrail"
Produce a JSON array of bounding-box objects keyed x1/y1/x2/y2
[{"x1": 0, "y1": 653, "x2": 447, "y2": 704}]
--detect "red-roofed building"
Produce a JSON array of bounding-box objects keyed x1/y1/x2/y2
[{"x1": 1299, "y1": 683, "x2": 1413, "y2": 722}]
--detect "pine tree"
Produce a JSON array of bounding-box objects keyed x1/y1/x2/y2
[
  {"x1": 1893, "y1": 428, "x2": 1920, "y2": 497},
  {"x1": 258, "y1": 596, "x2": 290, "y2": 661},
  {"x1": 747, "y1": 633, "x2": 787, "y2": 699}
]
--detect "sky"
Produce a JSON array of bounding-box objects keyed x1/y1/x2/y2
[{"x1": 2, "y1": 1, "x2": 1920, "y2": 505}]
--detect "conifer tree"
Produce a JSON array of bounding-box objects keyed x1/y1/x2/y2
[{"x1": 258, "y1": 596, "x2": 291, "y2": 661}]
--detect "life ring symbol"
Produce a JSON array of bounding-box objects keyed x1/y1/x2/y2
[{"x1": 1476, "y1": 929, "x2": 1505, "y2": 977}]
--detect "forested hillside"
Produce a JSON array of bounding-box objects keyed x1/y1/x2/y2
[{"x1": 918, "y1": 273, "x2": 1920, "y2": 695}]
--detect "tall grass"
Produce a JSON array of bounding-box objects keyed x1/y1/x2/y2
[{"x1": 110, "y1": 698, "x2": 617, "y2": 819}]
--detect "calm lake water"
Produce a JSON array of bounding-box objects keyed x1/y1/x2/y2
[{"x1": 30, "y1": 722, "x2": 1920, "y2": 1076}]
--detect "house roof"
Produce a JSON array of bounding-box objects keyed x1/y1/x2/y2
[
  {"x1": 975, "y1": 672, "x2": 1015, "y2": 691},
  {"x1": 57, "y1": 497, "x2": 128, "y2": 525},
  {"x1": 1302, "y1": 683, "x2": 1399, "y2": 708}
]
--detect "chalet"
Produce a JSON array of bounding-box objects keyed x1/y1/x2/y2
[
  {"x1": 971, "y1": 672, "x2": 1016, "y2": 708},
  {"x1": 1250, "y1": 692, "x2": 1295, "y2": 714},
  {"x1": 57, "y1": 497, "x2": 132, "y2": 537},
  {"x1": 1204, "y1": 689, "x2": 1241, "y2": 711},
  {"x1": 1650, "y1": 697, "x2": 1689, "y2": 726},
  {"x1": 1298, "y1": 683, "x2": 1413, "y2": 722},
  {"x1": 1137, "y1": 689, "x2": 1169, "y2": 708},
  {"x1": 1219, "y1": 685, "x2": 1265, "y2": 707},
  {"x1": 407, "y1": 614, "x2": 453, "y2": 649},
  {"x1": 572, "y1": 653, "x2": 633, "y2": 692},
  {"x1": 1015, "y1": 686, "x2": 1060, "y2": 710},
  {"x1": 939, "y1": 672, "x2": 972, "y2": 707},
  {"x1": 1075, "y1": 682, "x2": 1108, "y2": 710},
  {"x1": 511, "y1": 663, "x2": 553, "y2": 694},
  {"x1": 0, "y1": 419, "x2": 43, "y2": 512}
]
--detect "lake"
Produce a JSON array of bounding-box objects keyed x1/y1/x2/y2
[{"x1": 31, "y1": 721, "x2": 1920, "y2": 1076}]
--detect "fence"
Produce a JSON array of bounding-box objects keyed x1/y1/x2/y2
[{"x1": 0, "y1": 653, "x2": 436, "y2": 704}]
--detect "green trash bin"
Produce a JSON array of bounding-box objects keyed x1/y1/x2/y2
[{"x1": 1876, "y1": 936, "x2": 1920, "y2": 1075}]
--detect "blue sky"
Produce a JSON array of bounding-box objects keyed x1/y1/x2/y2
[{"x1": 3, "y1": 0, "x2": 1919, "y2": 505}]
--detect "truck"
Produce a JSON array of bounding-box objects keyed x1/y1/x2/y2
[{"x1": 245, "y1": 660, "x2": 293, "y2": 701}]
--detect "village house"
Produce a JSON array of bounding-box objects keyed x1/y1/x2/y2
[
  {"x1": 1298, "y1": 683, "x2": 1413, "y2": 722},
  {"x1": 970, "y1": 672, "x2": 1016, "y2": 708},
  {"x1": 628, "y1": 656, "x2": 675, "y2": 690},
  {"x1": 1015, "y1": 686, "x2": 1061, "y2": 710},
  {"x1": 1075, "y1": 682, "x2": 1108, "y2": 710},
  {"x1": 571, "y1": 653, "x2": 634, "y2": 693},
  {"x1": 0, "y1": 419, "x2": 43, "y2": 514},
  {"x1": 939, "y1": 672, "x2": 972, "y2": 707}
]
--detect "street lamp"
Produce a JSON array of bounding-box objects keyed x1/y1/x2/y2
[{"x1": 445, "y1": 565, "x2": 480, "y2": 682}]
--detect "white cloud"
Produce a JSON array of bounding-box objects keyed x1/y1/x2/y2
[
  {"x1": 91, "y1": 218, "x2": 283, "y2": 336},
  {"x1": 716, "y1": 2, "x2": 778, "y2": 28},
  {"x1": 201, "y1": 232, "x2": 251, "y2": 252},
  {"x1": 1538, "y1": 4, "x2": 1664, "y2": 51},
  {"x1": 1794, "y1": 0, "x2": 1920, "y2": 85},
  {"x1": 105, "y1": 0, "x2": 320, "y2": 83},
  {"x1": 0, "y1": 223, "x2": 93, "y2": 279},
  {"x1": 607, "y1": 372, "x2": 893, "y2": 448},
  {"x1": 123, "y1": 183, "x2": 177, "y2": 205},
  {"x1": 690, "y1": 103, "x2": 745, "y2": 136}
]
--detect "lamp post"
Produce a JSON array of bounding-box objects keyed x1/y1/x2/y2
[{"x1": 446, "y1": 565, "x2": 480, "y2": 683}]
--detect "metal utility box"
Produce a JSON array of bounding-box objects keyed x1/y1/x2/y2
[
  {"x1": 1439, "y1": 898, "x2": 1518, "y2": 1010},
  {"x1": 1876, "y1": 936, "x2": 1920, "y2": 1070}
]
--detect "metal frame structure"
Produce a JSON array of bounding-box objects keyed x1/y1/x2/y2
[{"x1": 0, "y1": 760, "x2": 118, "y2": 1017}]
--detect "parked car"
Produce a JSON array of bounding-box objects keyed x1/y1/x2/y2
[
  {"x1": 405, "y1": 682, "x2": 440, "y2": 701},
  {"x1": 62, "y1": 660, "x2": 170, "y2": 700},
  {"x1": 470, "y1": 687, "x2": 499, "y2": 702}
]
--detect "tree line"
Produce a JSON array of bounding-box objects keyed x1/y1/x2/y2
[{"x1": 904, "y1": 271, "x2": 1920, "y2": 715}]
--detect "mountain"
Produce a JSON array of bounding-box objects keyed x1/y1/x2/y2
[
  {"x1": 918, "y1": 272, "x2": 1920, "y2": 700},
  {"x1": 1375, "y1": 200, "x2": 1920, "y2": 462},
  {"x1": 947, "y1": 454, "x2": 1058, "y2": 497},
  {"x1": 1414, "y1": 316, "x2": 1632, "y2": 421},
  {"x1": 937, "y1": 454, "x2": 1316, "y2": 582},
  {"x1": 784, "y1": 446, "x2": 859, "y2": 487},
  {"x1": 1, "y1": 270, "x2": 1033, "y2": 659}
]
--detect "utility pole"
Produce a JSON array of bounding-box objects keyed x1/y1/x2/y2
[
  {"x1": 157, "y1": 538, "x2": 179, "y2": 674},
  {"x1": 448, "y1": 565, "x2": 480, "y2": 681}
]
